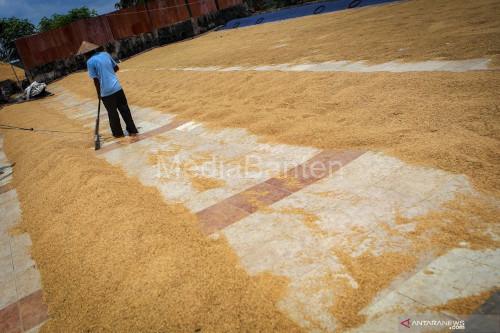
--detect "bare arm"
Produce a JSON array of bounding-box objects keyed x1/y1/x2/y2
[{"x1": 93, "y1": 78, "x2": 101, "y2": 99}]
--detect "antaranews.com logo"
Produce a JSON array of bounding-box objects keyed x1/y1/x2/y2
[
  {"x1": 399, "y1": 317, "x2": 465, "y2": 331},
  {"x1": 399, "y1": 314, "x2": 500, "y2": 332}
]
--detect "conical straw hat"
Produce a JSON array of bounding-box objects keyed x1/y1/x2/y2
[{"x1": 76, "y1": 41, "x2": 100, "y2": 56}]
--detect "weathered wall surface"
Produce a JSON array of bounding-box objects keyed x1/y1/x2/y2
[
  {"x1": 16, "y1": 2, "x2": 247, "y2": 83},
  {"x1": 16, "y1": 16, "x2": 115, "y2": 72}
]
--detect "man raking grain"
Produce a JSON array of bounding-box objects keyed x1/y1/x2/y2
[{"x1": 76, "y1": 41, "x2": 138, "y2": 141}]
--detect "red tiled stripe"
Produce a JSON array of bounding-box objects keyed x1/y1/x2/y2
[
  {"x1": 197, "y1": 149, "x2": 364, "y2": 234},
  {"x1": 197, "y1": 202, "x2": 249, "y2": 235},
  {"x1": 225, "y1": 182, "x2": 291, "y2": 214},
  {"x1": 96, "y1": 119, "x2": 187, "y2": 155},
  {"x1": 0, "y1": 302, "x2": 21, "y2": 333},
  {"x1": 19, "y1": 290, "x2": 48, "y2": 331},
  {"x1": 266, "y1": 149, "x2": 363, "y2": 191},
  {"x1": 0, "y1": 183, "x2": 15, "y2": 195},
  {"x1": 0, "y1": 290, "x2": 48, "y2": 333}
]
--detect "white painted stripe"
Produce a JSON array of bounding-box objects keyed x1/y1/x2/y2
[
  {"x1": 176, "y1": 121, "x2": 201, "y2": 131},
  {"x1": 164, "y1": 58, "x2": 492, "y2": 73},
  {"x1": 183, "y1": 66, "x2": 222, "y2": 72}
]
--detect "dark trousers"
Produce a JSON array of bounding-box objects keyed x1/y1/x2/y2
[{"x1": 101, "y1": 89, "x2": 138, "y2": 137}]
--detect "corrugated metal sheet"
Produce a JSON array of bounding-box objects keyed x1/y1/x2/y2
[
  {"x1": 149, "y1": 0, "x2": 190, "y2": 28},
  {"x1": 218, "y1": 0, "x2": 243, "y2": 9},
  {"x1": 188, "y1": 0, "x2": 218, "y2": 17},
  {"x1": 15, "y1": 16, "x2": 115, "y2": 70},
  {"x1": 16, "y1": 27, "x2": 74, "y2": 70},
  {"x1": 105, "y1": 5, "x2": 153, "y2": 40},
  {"x1": 70, "y1": 16, "x2": 114, "y2": 46}
]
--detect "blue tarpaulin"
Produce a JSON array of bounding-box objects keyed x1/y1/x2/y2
[{"x1": 222, "y1": 0, "x2": 399, "y2": 29}]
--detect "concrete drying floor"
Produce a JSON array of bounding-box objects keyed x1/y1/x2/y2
[
  {"x1": 1, "y1": 0, "x2": 500, "y2": 330},
  {"x1": 21, "y1": 83, "x2": 495, "y2": 332}
]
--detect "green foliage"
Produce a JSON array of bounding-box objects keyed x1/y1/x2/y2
[
  {"x1": 38, "y1": 6, "x2": 98, "y2": 32},
  {"x1": 114, "y1": 0, "x2": 148, "y2": 9},
  {"x1": 0, "y1": 17, "x2": 35, "y2": 60}
]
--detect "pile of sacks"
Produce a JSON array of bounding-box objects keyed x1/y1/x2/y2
[{"x1": 24, "y1": 81, "x2": 47, "y2": 100}]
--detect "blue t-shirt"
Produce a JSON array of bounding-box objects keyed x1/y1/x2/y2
[{"x1": 87, "y1": 52, "x2": 122, "y2": 97}]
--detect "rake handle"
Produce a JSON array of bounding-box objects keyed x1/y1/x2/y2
[{"x1": 94, "y1": 98, "x2": 101, "y2": 150}]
